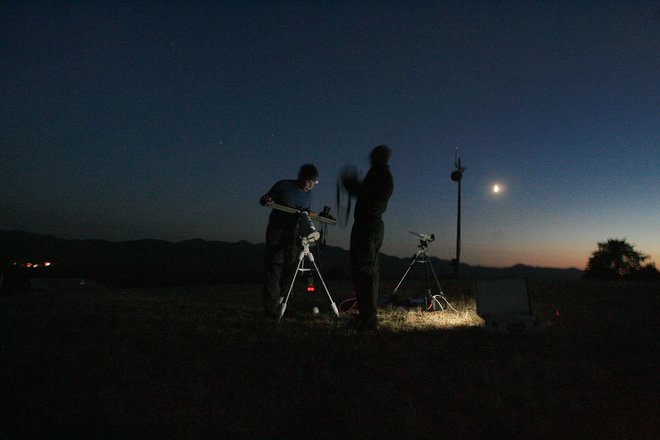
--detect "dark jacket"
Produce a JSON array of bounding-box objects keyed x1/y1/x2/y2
[{"x1": 354, "y1": 164, "x2": 393, "y2": 223}]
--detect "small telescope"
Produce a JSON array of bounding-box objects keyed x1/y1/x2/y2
[
  {"x1": 409, "y1": 231, "x2": 435, "y2": 243},
  {"x1": 268, "y1": 203, "x2": 338, "y2": 225}
]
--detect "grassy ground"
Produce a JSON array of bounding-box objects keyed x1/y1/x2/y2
[{"x1": 1, "y1": 279, "x2": 658, "y2": 439}]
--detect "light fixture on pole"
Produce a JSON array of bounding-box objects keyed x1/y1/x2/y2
[{"x1": 450, "y1": 148, "x2": 466, "y2": 279}]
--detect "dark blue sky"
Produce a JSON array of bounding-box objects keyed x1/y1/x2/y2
[{"x1": 2, "y1": 1, "x2": 658, "y2": 269}]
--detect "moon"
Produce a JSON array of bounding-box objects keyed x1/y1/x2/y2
[{"x1": 492, "y1": 184, "x2": 501, "y2": 193}]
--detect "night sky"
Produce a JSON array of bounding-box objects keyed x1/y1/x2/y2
[{"x1": 2, "y1": 1, "x2": 658, "y2": 270}]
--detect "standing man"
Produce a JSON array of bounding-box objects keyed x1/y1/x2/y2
[
  {"x1": 350, "y1": 145, "x2": 393, "y2": 330},
  {"x1": 260, "y1": 164, "x2": 319, "y2": 318}
]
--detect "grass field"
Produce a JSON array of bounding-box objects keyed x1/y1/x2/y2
[{"x1": 1, "y1": 279, "x2": 659, "y2": 439}]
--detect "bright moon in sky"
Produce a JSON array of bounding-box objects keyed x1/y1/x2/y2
[{"x1": 492, "y1": 184, "x2": 501, "y2": 193}]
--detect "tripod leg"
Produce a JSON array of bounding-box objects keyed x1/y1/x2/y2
[
  {"x1": 427, "y1": 259, "x2": 444, "y2": 295},
  {"x1": 307, "y1": 253, "x2": 339, "y2": 318},
  {"x1": 393, "y1": 254, "x2": 418, "y2": 294},
  {"x1": 424, "y1": 259, "x2": 432, "y2": 306},
  {"x1": 277, "y1": 251, "x2": 305, "y2": 324}
]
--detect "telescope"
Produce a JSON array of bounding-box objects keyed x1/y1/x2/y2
[
  {"x1": 409, "y1": 231, "x2": 435, "y2": 243},
  {"x1": 390, "y1": 229, "x2": 456, "y2": 312},
  {"x1": 268, "y1": 203, "x2": 338, "y2": 225},
  {"x1": 266, "y1": 203, "x2": 337, "y2": 244}
]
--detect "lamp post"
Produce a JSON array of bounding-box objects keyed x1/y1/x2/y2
[{"x1": 450, "y1": 149, "x2": 466, "y2": 279}]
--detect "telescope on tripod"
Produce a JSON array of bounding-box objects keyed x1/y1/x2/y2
[
  {"x1": 391, "y1": 231, "x2": 455, "y2": 311},
  {"x1": 264, "y1": 203, "x2": 340, "y2": 324}
]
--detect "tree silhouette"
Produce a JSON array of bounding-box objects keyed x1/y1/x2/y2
[{"x1": 584, "y1": 238, "x2": 658, "y2": 279}]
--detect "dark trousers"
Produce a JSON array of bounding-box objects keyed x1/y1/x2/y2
[
  {"x1": 350, "y1": 219, "x2": 384, "y2": 323},
  {"x1": 263, "y1": 223, "x2": 298, "y2": 314}
]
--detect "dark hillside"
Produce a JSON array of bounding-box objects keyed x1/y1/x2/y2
[{"x1": 1, "y1": 230, "x2": 583, "y2": 288}]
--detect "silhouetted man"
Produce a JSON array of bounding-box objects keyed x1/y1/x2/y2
[
  {"x1": 350, "y1": 145, "x2": 393, "y2": 330},
  {"x1": 260, "y1": 164, "x2": 319, "y2": 318}
]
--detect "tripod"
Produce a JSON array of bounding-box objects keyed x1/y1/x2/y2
[
  {"x1": 392, "y1": 232, "x2": 454, "y2": 311},
  {"x1": 277, "y1": 235, "x2": 340, "y2": 324}
]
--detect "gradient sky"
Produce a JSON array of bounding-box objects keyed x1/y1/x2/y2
[{"x1": 2, "y1": 1, "x2": 658, "y2": 270}]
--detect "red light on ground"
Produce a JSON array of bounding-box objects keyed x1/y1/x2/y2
[{"x1": 307, "y1": 286, "x2": 315, "y2": 292}]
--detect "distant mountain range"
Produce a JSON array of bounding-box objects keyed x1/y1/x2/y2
[{"x1": 0, "y1": 230, "x2": 583, "y2": 287}]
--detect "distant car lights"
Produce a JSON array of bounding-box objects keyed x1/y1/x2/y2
[{"x1": 13, "y1": 261, "x2": 52, "y2": 269}]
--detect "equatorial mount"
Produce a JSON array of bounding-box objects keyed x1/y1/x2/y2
[{"x1": 277, "y1": 229, "x2": 340, "y2": 324}]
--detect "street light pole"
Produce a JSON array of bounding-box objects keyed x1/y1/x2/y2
[{"x1": 450, "y1": 149, "x2": 466, "y2": 279}]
